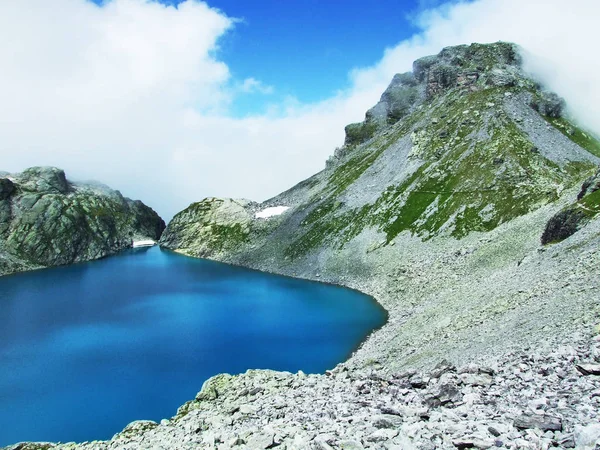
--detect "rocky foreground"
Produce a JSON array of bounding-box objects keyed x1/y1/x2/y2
[
  {"x1": 0, "y1": 167, "x2": 165, "y2": 276},
  {"x1": 18, "y1": 333, "x2": 600, "y2": 450}
]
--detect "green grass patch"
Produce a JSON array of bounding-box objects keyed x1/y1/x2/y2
[{"x1": 546, "y1": 116, "x2": 600, "y2": 158}]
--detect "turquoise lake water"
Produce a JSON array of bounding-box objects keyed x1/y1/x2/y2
[{"x1": 0, "y1": 246, "x2": 386, "y2": 446}]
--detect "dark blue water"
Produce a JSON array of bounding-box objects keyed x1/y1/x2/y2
[{"x1": 0, "y1": 247, "x2": 386, "y2": 446}]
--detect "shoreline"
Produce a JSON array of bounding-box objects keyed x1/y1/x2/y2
[{"x1": 161, "y1": 246, "x2": 392, "y2": 371}]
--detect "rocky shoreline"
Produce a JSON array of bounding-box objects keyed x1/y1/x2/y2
[{"x1": 18, "y1": 331, "x2": 600, "y2": 449}]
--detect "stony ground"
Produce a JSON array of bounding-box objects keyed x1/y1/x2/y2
[{"x1": 24, "y1": 332, "x2": 600, "y2": 450}]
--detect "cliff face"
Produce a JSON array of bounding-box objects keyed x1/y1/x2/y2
[{"x1": 0, "y1": 167, "x2": 165, "y2": 275}]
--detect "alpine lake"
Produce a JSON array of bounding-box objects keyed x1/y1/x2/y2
[{"x1": 0, "y1": 246, "x2": 386, "y2": 446}]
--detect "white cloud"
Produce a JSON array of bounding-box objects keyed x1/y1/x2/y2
[
  {"x1": 238, "y1": 77, "x2": 274, "y2": 95},
  {"x1": 0, "y1": 0, "x2": 598, "y2": 220}
]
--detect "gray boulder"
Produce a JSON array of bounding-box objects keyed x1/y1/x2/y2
[
  {"x1": 577, "y1": 167, "x2": 600, "y2": 200},
  {"x1": 0, "y1": 177, "x2": 15, "y2": 200}
]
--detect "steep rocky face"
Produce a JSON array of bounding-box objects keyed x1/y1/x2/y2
[
  {"x1": 542, "y1": 167, "x2": 600, "y2": 244},
  {"x1": 161, "y1": 42, "x2": 600, "y2": 262},
  {"x1": 0, "y1": 167, "x2": 165, "y2": 275}
]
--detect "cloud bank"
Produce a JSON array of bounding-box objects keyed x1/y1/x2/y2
[{"x1": 1, "y1": 0, "x2": 598, "y2": 219}]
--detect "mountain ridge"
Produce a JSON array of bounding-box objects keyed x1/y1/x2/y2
[
  {"x1": 0, "y1": 166, "x2": 165, "y2": 275},
  {"x1": 160, "y1": 41, "x2": 599, "y2": 262}
]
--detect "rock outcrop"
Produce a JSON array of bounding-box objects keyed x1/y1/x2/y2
[
  {"x1": 542, "y1": 167, "x2": 600, "y2": 244},
  {"x1": 159, "y1": 198, "x2": 255, "y2": 258},
  {"x1": 0, "y1": 167, "x2": 165, "y2": 275}
]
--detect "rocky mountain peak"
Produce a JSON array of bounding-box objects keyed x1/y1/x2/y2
[
  {"x1": 345, "y1": 42, "x2": 531, "y2": 147},
  {"x1": 17, "y1": 166, "x2": 70, "y2": 194}
]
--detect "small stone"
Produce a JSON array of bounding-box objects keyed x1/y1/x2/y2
[
  {"x1": 229, "y1": 437, "x2": 246, "y2": 446},
  {"x1": 556, "y1": 433, "x2": 576, "y2": 448},
  {"x1": 338, "y1": 440, "x2": 365, "y2": 450},
  {"x1": 246, "y1": 431, "x2": 275, "y2": 449},
  {"x1": 249, "y1": 386, "x2": 264, "y2": 396},
  {"x1": 460, "y1": 373, "x2": 493, "y2": 386},
  {"x1": 239, "y1": 404, "x2": 257, "y2": 415},
  {"x1": 365, "y1": 429, "x2": 399, "y2": 442},
  {"x1": 372, "y1": 416, "x2": 396, "y2": 429},
  {"x1": 427, "y1": 383, "x2": 461, "y2": 406},
  {"x1": 487, "y1": 426, "x2": 501, "y2": 437},
  {"x1": 430, "y1": 359, "x2": 456, "y2": 378},
  {"x1": 452, "y1": 438, "x2": 494, "y2": 449}
]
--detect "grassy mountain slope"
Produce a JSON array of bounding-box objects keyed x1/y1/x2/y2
[
  {"x1": 161, "y1": 42, "x2": 598, "y2": 262},
  {"x1": 160, "y1": 42, "x2": 600, "y2": 370}
]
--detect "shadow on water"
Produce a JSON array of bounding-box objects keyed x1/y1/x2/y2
[{"x1": 0, "y1": 246, "x2": 386, "y2": 446}]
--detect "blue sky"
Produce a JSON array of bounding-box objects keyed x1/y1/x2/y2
[{"x1": 90, "y1": 0, "x2": 429, "y2": 115}]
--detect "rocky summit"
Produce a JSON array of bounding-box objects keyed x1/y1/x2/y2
[
  {"x1": 0, "y1": 166, "x2": 165, "y2": 275},
  {"x1": 8, "y1": 42, "x2": 600, "y2": 449}
]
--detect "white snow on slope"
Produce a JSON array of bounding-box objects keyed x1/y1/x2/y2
[{"x1": 255, "y1": 206, "x2": 289, "y2": 219}]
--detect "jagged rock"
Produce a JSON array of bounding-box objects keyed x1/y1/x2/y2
[
  {"x1": 542, "y1": 168, "x2": 600, "y2": 244},
  {"x1": 573, "y1": 424, "x2": 600, "y2": 449},
  {"x1": 530, "y1": 92, "x2": 565, "y2": 118},
  {"x1": 425, "y1": 383, "x2": 461, "y2": 407},
  {"x1": 337, "y1": 440, "x2": 364, "y2": 450},
  {"x1": 0, "y1": 177, "x2": 15, "y2": 200},
  {"x1": 452, "y1": 437, "x2": 494, "y2": 449},
  {"x1": 429, "y1": 359, "x2": 456, "y2": 378},
  {"x1": 460, "y1": 373, "x2": 493, "y2": 386},
  {"x1": 365, "y1": 72, "x2": 420, "y2": 126},
  {"x1": 513, "y1": 415, "x2": 562, "y2": 431},
  {"x1": 365, "y1": 428, "x2": 399, "y2": 442},
  {"x1": 118, "y1": 420, "x2": 159, "y2": 437},
  {"x1": 541, "y1": 207, "x2": 588, "y2": 244},
  {"x1": 575, "y1": 363, "x2": 600, "y2": 376},
  {"x1": 18, "y1": 166, "x2": 70, "y2": 194},
  {"x1": 556, "y1": 434, "x2": 576, "y2": 448},
  {"x1": 246, "y1": 430, "x2": 275, "y2": 449}
]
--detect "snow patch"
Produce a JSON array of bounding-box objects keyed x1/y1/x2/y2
[
  {"x1": 133, "y1": 240, "x2": 156, "y2": 248},
  {"x1": 255, "y1": 206, "x2": 289, "y2": 219}
]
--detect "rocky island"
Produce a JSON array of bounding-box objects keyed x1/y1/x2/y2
[
  {"x1": 6, "y1": 42, "x2": 600, "y2": 449},
  {"x1": 0, "y1": 166, "x2": 165, "y2": 276}
]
